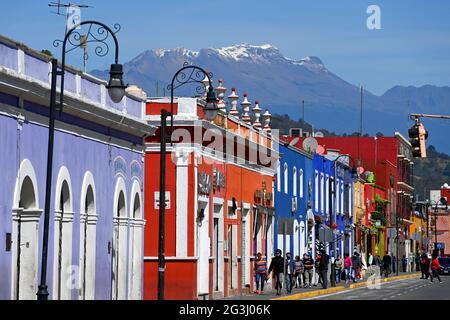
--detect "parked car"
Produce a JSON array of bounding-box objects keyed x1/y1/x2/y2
[{"x1": 438, "y1": 257, "x2": 450, "y2": 275}]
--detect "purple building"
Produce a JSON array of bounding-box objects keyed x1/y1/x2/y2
[{"x1": 0, "y1": 35, "x2": 155, "y2": 300}]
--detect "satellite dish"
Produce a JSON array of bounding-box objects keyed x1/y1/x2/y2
[
  {"x1": 289, "y1": 137, "x2": 300, "y2": 147},
  {"x1": 314, "y1": 131, "x2": 324, "y2": 138},
  {"x1": 316, "y1": 145, "x2": 325, "y2": 155},
  {"x1": 303, "y1": 137, "x2": 318, "y2": 153}
]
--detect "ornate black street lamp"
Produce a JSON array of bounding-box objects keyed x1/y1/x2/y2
[
  {"x1": 37, "y1": 21, "x2": 126, "y2": 300},
  {"x1": 329, "y1": 154, "x2": 358, "y2": 287},
  {"x1": 156, "y1": 63, "x2": 218, "y2": 300}
]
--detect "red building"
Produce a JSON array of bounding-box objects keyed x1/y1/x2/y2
[
  {"x1": 286, "y1": 134, "x2": 415, "y2": 259},
  {"x1": 430, "y1": 186, "x2": 450, "y2": 256},
  {"x1": 143, "y1": 93, "x2": 278, "y2": 300}
]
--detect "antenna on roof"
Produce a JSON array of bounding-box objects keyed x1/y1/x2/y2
[
  {"x1": 48, "y1": 1, "x2": 93, "y2": 72},
  {"x1": 48, "y1": 1, "x2": 93, "y2": 16}
]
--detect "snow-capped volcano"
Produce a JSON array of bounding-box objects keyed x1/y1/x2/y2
[{"x1": 90, "y1": 43, "x2": 450, "y2": 154}]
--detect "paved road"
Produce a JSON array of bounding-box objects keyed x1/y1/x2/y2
[{"x1": 308, "y1": 276, "x2": 450, "y2": 300}]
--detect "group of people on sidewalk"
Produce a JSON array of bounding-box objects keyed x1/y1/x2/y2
[
  {"x1": 253, "y1": 248, "x2": 439, "y2": 296},
  {"x1": 254, "y1": 248, "x2": 359, "y2": 296}
]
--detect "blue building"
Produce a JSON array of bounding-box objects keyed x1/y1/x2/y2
[
  {"x1": 274, "y1": 142, "x2": 313, "y2": 259},
  {"x1": 312, "y1": 153, "x2": 354, "y2": 260},
  {"x1": 0, "y1": 35, "x2": 155, "y2": 300}
]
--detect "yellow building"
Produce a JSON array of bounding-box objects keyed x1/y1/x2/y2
[{"x1": 353, "y1": 178, "x2": 366, "y2": 254}]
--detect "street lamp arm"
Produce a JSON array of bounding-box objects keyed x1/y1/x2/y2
[
  {"x1": 332, "y1": 154, "x2": 357, "y2": 169},
  {"x1": 167, "y1": 63, "x2": 215, "y2": 143},
  {"x1": 54, "y1": 21, "x2": 122, "y2": 110}
]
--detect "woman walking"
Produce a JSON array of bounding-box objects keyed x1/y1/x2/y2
[
  {"x1": 430, "y1": 255, "x2": 443, "y2": 283},
  {"x1": 254, "y1": 252, "x2": 268, "y2": 294},
  {"x1": 344, "y1": 253, "x2": 353, "y2": 284}
]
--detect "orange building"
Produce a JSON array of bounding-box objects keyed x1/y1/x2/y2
[{"x1": 143, "y1": 93, "x2": 278, "y2": 300}]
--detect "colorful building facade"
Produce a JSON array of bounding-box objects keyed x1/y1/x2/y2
[
  {"x1": 143, "y1": 93, "x2": 278, "y2": 300},
  {"x1": 0, "y1": 35, "x2": 154, "y2": 300},
  {"x1": 287, "y1": 135, "x2": 414, "y2": 260},
  {"x1": 273, "y1": 143, "x2": 313, "y2": 260},
  {"x1": 312, "y1": 153, "x2": 354, "y2": 259}
]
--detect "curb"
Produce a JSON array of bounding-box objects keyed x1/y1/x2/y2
[{"x1": 271, "y1": 273, "x2": 421, "y2": 300}]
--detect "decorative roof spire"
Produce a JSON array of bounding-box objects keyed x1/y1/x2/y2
[
  {"x1": 252, "y1": 100, "x2": 262, "y2": 129},
  {"x1": 228, "y1": 87, "x2": 240, "y2": 117},
  {"x1": 202, "y1": 72, "x2": 210, "y2": 99},
  {"x1": 240, "y1": 93, "x2": 252, "y2": 125},
  {"x1": 215, "y1": 79, "x2": 227, "y2": 113},
  {"x1": 263, "y1": 109, "x2": 272, "y2": 133}
]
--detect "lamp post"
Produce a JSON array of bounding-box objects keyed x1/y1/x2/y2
[
  {"x1": 329, "y1": 154, "x2": 358, "y2": 287},
  {"x1": 37, "y1": 21, "x2": 126, "y2": 300},
  {"x1": 425, "y1": 198, "x2": 448, "y2": 257},
  {"x1": 156, "y1": 64, "x2": 218, "y2": 300},
  {"x1": 396, "y1": 215, "x2": 400, "y2": 276}
]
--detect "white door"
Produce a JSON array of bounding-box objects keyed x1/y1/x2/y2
[{"x1": 197, "y1": 203, "x2": 210, "y2": 296}]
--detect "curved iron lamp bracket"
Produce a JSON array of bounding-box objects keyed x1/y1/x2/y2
[
  {"x1": 167, "y1": 62, "x2": 214, "y2": 145},
  {"x1": 53, "y1": 21, "x2": 121, "y2": 112}
]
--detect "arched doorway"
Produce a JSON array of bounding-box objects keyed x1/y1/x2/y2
[
  {"x1": 128, "y1": 183, "x2": 143, "y2": 300},
  {"x1": 79, "y1": 172, "x2": 97, "y2": 300},
  {"x1": 112, "y1": 178, "x2": 128, "y2": 300},
  {"x1": 53, "y1": 167, "x2": 74, "y2": 300},
  {"x1": 12, "y1": 159, "x2": 42, "y2": 300}
]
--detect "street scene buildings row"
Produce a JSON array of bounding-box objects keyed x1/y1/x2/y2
[{"x1": 0, "y1": 35, "x2": 446, "y2": 300}]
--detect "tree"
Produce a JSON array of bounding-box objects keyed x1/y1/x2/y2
[{"x1": 444, "y1": 163, "x2": 450, "y2": 176}]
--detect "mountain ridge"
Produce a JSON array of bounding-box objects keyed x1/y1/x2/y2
[{"x1": 90, "y1": 43, "x2": 450, "y2": 153}]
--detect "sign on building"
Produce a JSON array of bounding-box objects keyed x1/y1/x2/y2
[{"x1": 154, "y1": 192, "x2": 171, "y2": 210}]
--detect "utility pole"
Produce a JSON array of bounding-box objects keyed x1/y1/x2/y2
[
  {"x1": 302, "y1": 100, "x2": 305, "y2": 125},
  {"x1": 396, "y1": 215, "x2": 399, "y2": 276}
]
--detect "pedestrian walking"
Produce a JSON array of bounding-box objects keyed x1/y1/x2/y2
[
  {"x1": 420, "y1": 252, "x2": 432, "y2": 279},
  {"x1": 368, "y1": 253, "x2": 374, "y2": 266},
  {"x1": 416, "y1": 253, "x2": 421, "y2": 272},
  {"x1": 430, "y1": 254, "x2": 443, "y2": 283},
  {"x1": 254, "y1": 252, "x2": 268, "y2": 294},
  {"x1": 344, "y1": 253, "x2": 353, "y2": 284},
  {"x1": 401, "y1": 255, "x2": 407, "y2": 273},
  {"x1": 268, "y1": 249, "x2": 284, "y2": 295},
  {"x1": 314, "y1": 252, "x2": 322, "y2": 286},
  {"x1": 383, "y1": 252, "x2": 392, "y2": 278},
  {"x1": 318, "y1": 249, "x2": 330, "y2": 289},
  {"x1": 293, "y1": 255, "x2": 304, "y2": 288},
  {"x1": 302, "y1": 253, "x2": 315, "y2": 288},
  {"x1": 351, "y1": 252, "x2": 361, "y2": 282},
  {"x1": 334, "y1": 255, "x2": 343, "y2": 284},
  {"x1": 392, "y1": 254, "x2": 396, "y2": 274},
  {"x1": 285, "y1": 252, "x2": 295, "y2": 293}
]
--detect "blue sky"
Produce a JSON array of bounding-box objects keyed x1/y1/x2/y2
[{"x1": 1, "y1": 0, "x2": 450, "y2": 95}]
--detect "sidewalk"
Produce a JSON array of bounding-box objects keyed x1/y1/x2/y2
[{"x1": 221, "y1": 271, "x2": 420, "y2": 301}]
